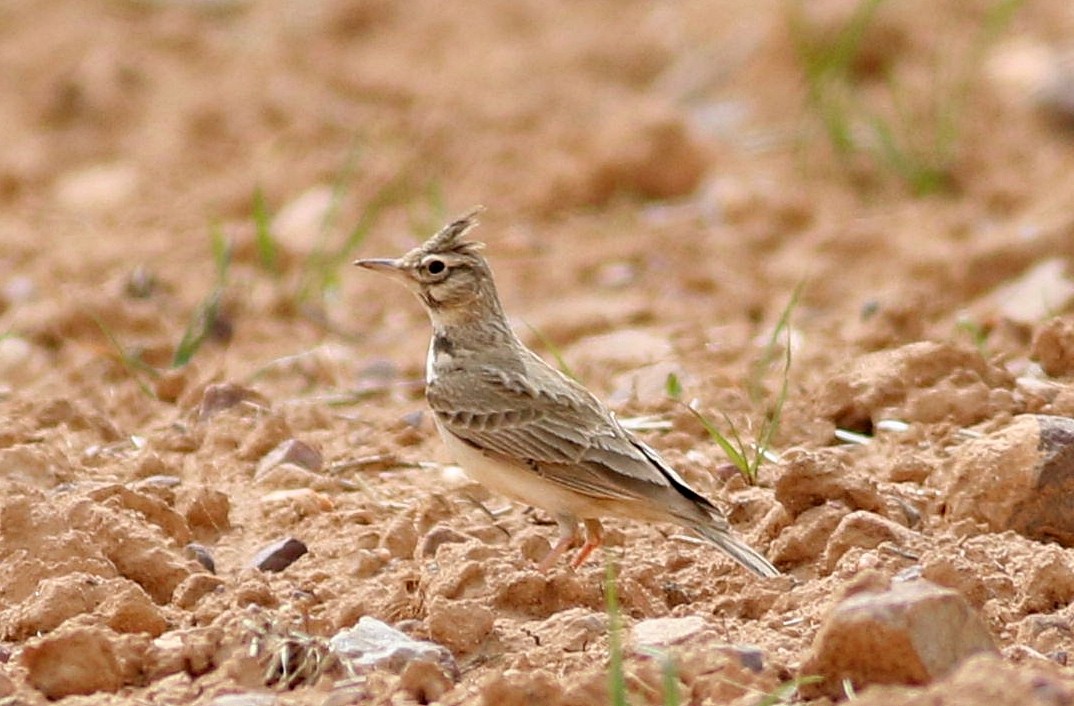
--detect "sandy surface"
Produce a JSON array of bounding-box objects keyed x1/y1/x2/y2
[{"x1": 3, "y1": 1, "x2": 1074, "y2": 704}]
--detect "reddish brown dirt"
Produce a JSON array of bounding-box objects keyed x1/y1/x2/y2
[{"x1": 3, "y1": 1, "x2": 1074, "y2": 704}]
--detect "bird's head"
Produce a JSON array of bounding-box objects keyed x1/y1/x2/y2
[{"x1": 355, "y1": 207, "x2": 503, "y2": 325}]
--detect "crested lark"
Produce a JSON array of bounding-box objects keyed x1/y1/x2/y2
[{"x1": 355, "y1": 209, "x2": 779, "y2": 578}]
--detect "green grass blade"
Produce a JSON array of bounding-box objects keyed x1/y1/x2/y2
[
  {"x1": 660, "y1": 653, "x2": 680, "y2": 706},
  {"x1": 604, "y1": 560, "x2": 629, "y2": 706},
  {"x1": 685, "y1": 404, "x2": 749, "y2": 476},
  {"x1": 88, "y1": 313, "x2": 158, "y2": 399},
  {"x1": 665, "y1": 372, "x2": 683, "y2": 401},
  {"x1": 172, "y1": 290, "x2": 221, "y2": 368},
  {"x1": 252, "y1": 187, "x2": 280, "y2": 277},
  {"x1": 525, "y1": 323, "x2": 578, "y2": 381},
  {"x1": 754, "y1": 675, "x2": 824, "y2": 706},
  {"x1": 210, "y1": 223, "x2": 232, "y2": 283},
  {"x1": 174, "y1": 225, "x2": 232, "y2": 368}
]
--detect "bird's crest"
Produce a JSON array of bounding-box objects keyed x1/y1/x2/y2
[{"x1": 421, "y1": 206, "x2": 486, "y2": 255}]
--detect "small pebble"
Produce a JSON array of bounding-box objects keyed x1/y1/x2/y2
[
  {"x1": 251, "y1": 537, "x2": 309, "y2": 572},
  {"x1": 420, "y1": 525, "x2": 469, "y2": 558},
  {"x1": 256, "y1": 439, "x2": 323, "y2": 478},
  {"x1": 198, "y1": 383, "x2": 266, "y2": 421},
  {"x1": 185, "y1": 543, "x2": 217, "y2": 573}
]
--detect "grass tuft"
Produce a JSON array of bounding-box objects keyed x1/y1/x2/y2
[
  {"x1": 668, "y1": 285, "x2": 800, "y2": 485},
  {"x1": 789, "y1": 0, "x2": 1025, "y2": 195},
  {"x1": 173, "y1": 224, "x2": 232, "y2": 367}
]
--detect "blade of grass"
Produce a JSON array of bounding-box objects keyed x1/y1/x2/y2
[
  {"x1": 296, "y1": 153, "x2": 411, "y2": 305},
  {"x1": 252, "y1": 186, "x2": 281, "y2": 277},
  {"x1": 684, "y1": 403, "x2": 750, "y2": 477},
  {"x1": 173, "y1": 225, "x2": 232, "y2": 368},
  {"x1": 525, "y1": 323, "x2": 578, "y2": 381},
  {"x1": 89, "y1": 312, "x2": 159, "y2": 399},
  {"x1": 753, "y1": 675, "x2": 824, "y2": 706},
  {"x1": 660, "y1": 653, "x2": 680, "y2": 706},
  {"x1": 748, "y1": 283, "x2": 802, "y2": 404},
  {"x1": 605, "y1": 560, "x2": 629, "y2": 706}
]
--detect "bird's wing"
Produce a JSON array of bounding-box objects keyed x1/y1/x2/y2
[{"x1": 426, "y1": 362, "x2": 680, "y2": 502}]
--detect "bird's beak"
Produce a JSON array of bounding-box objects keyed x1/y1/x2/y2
[{"x1": 354, "y1": 257, "x2": 404, "y2": 275}]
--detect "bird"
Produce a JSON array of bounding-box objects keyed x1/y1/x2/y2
[{"x1": 354, "y1": 208, "x2": 780, "y2": 578}]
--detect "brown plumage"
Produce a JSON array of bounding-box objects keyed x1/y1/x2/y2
[{"x1": 355, "y1": 209, "x2": 779, "y2": 577}]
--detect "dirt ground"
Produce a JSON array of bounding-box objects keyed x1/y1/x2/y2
[{"x1": 3, "y1": 0, "x2": 1074, "y2": 704}]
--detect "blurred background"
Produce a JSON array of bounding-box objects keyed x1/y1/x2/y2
[{"x1": 3, "y1": 4, "x2": 1074, "y2": 704}]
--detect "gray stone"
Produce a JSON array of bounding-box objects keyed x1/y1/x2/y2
[
  {"x1": 251, "y1": 537, "x2": 308, "y2": 572},
  {"x1": 330, "y1": 616, "x2": 457, "y2": 679}
]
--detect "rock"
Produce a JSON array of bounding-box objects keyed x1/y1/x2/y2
[
  {"x1": 769, "y1": 503, "x2": 847, "y2": 565},
  {"x1": 846, "y1": 653, "x2": 1074, "y2": 706},
  {"x1": 823, "y1": 511, "x2": 922, "y2": 571},
  {"x1": 2, "y1": 573, "x2": 166, "y2": 640},
  {"x1": 88, "y1": 484, "x2": 192, "y2": 545},
  {"x1": 1032, "y1": 317, "x2": 1074, "y2": 377},
  {"x1": 173, "y1": 572, "x2": 226, "y2": 610},
  {"x1": 182, "y1": 487, "x2": 231, "y2": 542},
  {"x1": 379, "y1": 516, "x2": 419, "y2": 559},
  {"x1": 330, "y1": 616, "x2": 457, "y2": 678},
  {"x1": 0, "y1": 671, "x2": 12, "y2": 697},
  {"x1": 66, "y1": 499, "x2": 193, "y2": 604},
  {"x1": 197, "y1": 383, "x2": 268, "y2": 422},
  {"x1": 251, "y1": 537, "x2": 308, "y2": 572},
  {"x1": 271, "y1": 185, "x2": 335, "y2": 254},
  {"x1": 589, "y1": 106, "x2": 708, "y2": 203},
  {"x1": 184, "y1": 543, "x2": 217, "y2": 573},
  {"x1": 21, "y1": 625, "x2": 127, "y2": 699},
  {"x1": 258, "y1": 488, "x2": 335, "y2": 515},
  {"x1": 0, "y1": 335, "x2": 46, "y2": 385},
  {"x1": 1039, "y1": 54, "x2": 1074, "y2": 128},
  {"x1": 816, "y1": 341, "x2": 1010, "y2": 430},
  {"x1": 255, "y1": 439, "x2": 323, "y2": 479},
  {"x1": 800, "y1": 580, "x2": 997, "y2": 698},
  {"x1": 630, "y1": 615, "x2": 707, "y2": 648},
  {"x1": 53, "y1": 162, "x2": 139, "y2": 212},
  {"x1": 531, "y1": 608, "x2": 606, "y2": 653},
  {"x1": 145, "y1": 626, "x2": 222, "y2": 679},
  {"x1": 97, "y1": 578, "x2": 169, "y2": 636},
  {"x1": 774, "y1": 448, "x2": 884, "y2": 517},
  {"x1": 399, "y1": 659, "x2": 454, "y2": 703},
  {"x1": 730, "y1": 645, "x2": 765, "y2": 673},
  {"x1": 420, "y1": 525, "x2": 469, "y2": 558},
  {"x1": 978, "y1": 259, "x2": 1074, "y2": 326},
  {"x1": 480, "y1": 670, "x2": 563, "y2": 706},
  {"x1": 427, "y1": 596, "x2": 495, "y2": 654},
  {"x1": 1015, "y1": 546, "x2": 1074, "y2": 614},
  {"x1": 629, "y1": 615, "x2": 764, "y2": 672},
  {"x1": 941, "y1": 414, "x2": 1074, "y2": 545},
  {"x1": 208, "y1": 694, "x2": 278, "y2": 706}
]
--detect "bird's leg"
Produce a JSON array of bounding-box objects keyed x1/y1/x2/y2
[
  {"x1": 537, "y1": 515, "x2": 579, "y2": 572},
  {"x1": 570, "y1": 519, "x2": 604, "y2": 569}
]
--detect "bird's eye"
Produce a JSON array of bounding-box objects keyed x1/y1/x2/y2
[{"x1": 424, "y1": 259, "x2": 447, "y2": 276}]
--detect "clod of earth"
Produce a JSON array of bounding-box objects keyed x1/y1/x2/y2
[
  {"x1": 941, "y1": 414, "x2": 1074, "y2": 545},
  {"x1": 800, "y1": 578, "x2": 997, "y2": 698}
]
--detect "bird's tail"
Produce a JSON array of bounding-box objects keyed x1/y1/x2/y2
[{"x1": 692, "y1": 523, "x2": 781, "y2": 578}]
